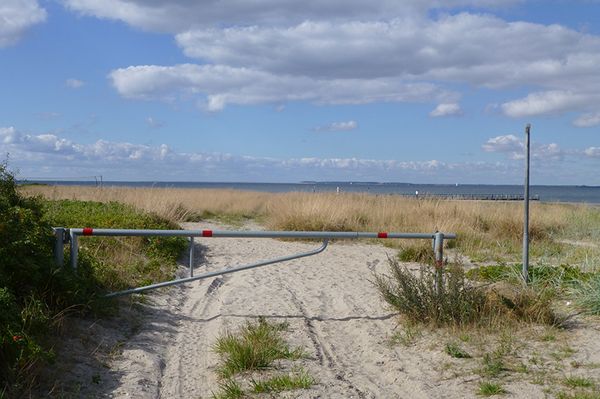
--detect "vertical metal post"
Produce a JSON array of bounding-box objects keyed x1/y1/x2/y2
[
  {"x1": 433, "y1": 232, "x2": 444, "y2": 295},
  {"x1": 189, "y1": 236, "x2": 195, "y2": 277},
  {"x1": 522, "y1": 123, "x2": 531, "y2": 284},
  {"x1": 70, "y1": 230, "x2": 79, "y2": 270},
  {"x1": 53, "y1": 227, "x2": 65, "y2": 266}
]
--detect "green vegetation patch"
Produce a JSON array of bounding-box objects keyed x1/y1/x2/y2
[
  {"x1": 42, "y1": 199, "x2": 187, "y2": 291},
  {"x1": 214, "y1": 317, "x2": 304, "y2": 378},
  {"x1": 445, "y1": 342, "x2": 472, "y2": 359},
  {"x1": 571, "y1": 273, "x2": 600, "y2": 315},
  {"x1": 466, "y1": 264, "x2": 589, "y2": 286},
  {"x1": 477, "y1": 381, "x2": 507, "y2": 396},
  {"x1": 1, "y1": 162, "x2": 188, "y2": 397},
  {"x1": 563, "y1": 376, "x2": 595, "y2": 389},
  {"x1": 212, "y1": 318, "x2": 313, "y2": 398},
  {"x1": 375, "y1": 259, "x2": 561, "y2": 328},
  {"x1": 251, "y1": 369, "x2": 314, "y2": 393}
]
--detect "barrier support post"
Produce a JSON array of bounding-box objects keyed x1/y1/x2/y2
[
  {"x1": 433, "y1": 232, "x2": 444, "y2": 296},
  {"x1": 70, "y1": 230, "x2": 79, "y2": 270},
  {"x1": 189, "y1": 237, "x2": 195, "y2": 277},
  {"x1": 53, "y1": 227, "x2": 65, "y2": 266}
]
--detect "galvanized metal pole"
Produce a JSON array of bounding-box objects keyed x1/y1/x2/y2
[
  {"x1": 189, "y1": 236, "x2": 195, "y2": 277},
  {"x1": 433, "y1": 232, "x2": 444, "y2": 295},
  {"x1": 522, "y1": 123, "x2": 531, "y2": 283},
  {"x1": 70, "y1": 229, "x2": 79, "y2": 270},
  {"x1": 53, "y1": 227, "x2": 65, "y2": 266}
]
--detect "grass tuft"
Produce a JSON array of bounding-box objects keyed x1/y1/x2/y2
[
  {"x1": 211, "y1": 379, "x2": 244, "y2": 399},
  {"x1": 571, "y1": 274, "x2": 600, "y2": 315},
  {"x1": 251, "y1": 369, "x2": 314, "y2": 393},
  {"x1": 563, "y1": 376, "x2": 595, "y2": 388},
  {"x1": 478, "y1": 381, "x2": 507, "y2": 396},
  {"x1": 445, "y1": 342, "x2": 471, "y2": 358},
  {"x1": 214, "y1": 317, "x2": 303, "y2": 378}
]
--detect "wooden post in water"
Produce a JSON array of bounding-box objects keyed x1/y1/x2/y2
[{"x1": 522, "y1": 124, "x2": 531, "y2": 283}]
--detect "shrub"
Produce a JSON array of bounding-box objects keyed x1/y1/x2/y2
[
  {"x1": 42, "y1": 199, "x2": 187, "y2": 291},
  {"x1": 375, "y1": 258, "x2": 560, "y2": 328},
  {"x1": 0, "y1": 163, "x2": 63, "y2": 395},
  {"x1": 374, "y1": 259, "x2": 489, "y2": 326}
]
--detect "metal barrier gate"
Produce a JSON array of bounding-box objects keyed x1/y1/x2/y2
[{"x1": 53, "y1": 227, "x2": 456, "y2": 298}]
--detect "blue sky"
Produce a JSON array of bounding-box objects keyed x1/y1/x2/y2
[{"x1": 1, "y1": 0, "x2": 600, "y2": 184}]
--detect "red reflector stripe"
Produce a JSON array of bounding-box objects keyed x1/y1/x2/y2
[
  {"x1": 202, "y1": 230, "x2": 213, "y2": 237},
  {"x1": 377, "y1": 232, "x2": 388, "y2": 238},
  {"x1": 82, "y1": 228, "x2": 93, "y2": 236}
]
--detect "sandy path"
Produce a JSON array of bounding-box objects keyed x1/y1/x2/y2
[{"x1": 101, "y1": 222, "x2": 597, "y2": 399}]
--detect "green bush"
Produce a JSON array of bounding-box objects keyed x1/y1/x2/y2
[
  {"x1": 2, "y1": 163, "x2": 188, "y2": 396},
  {"x1": 375, "y1": 259, "x2": 489, "y2": 326},
  {"x1": 42, "y1": 199, "x2": 187, "y2": 291},
  {"x1": 0, "y1": 163, "x2": 61, "y2": 395},
  {"x1": 375, "y1": 258, "x2": 560, "y2": 327}
]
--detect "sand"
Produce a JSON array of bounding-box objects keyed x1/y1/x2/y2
[{"x1": 42, "y1": 222, "x2": 600, "y2": 398}]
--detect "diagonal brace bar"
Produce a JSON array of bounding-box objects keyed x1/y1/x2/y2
[{"x1": 105, "y1": 239, "x2": 329, "y2": 298}]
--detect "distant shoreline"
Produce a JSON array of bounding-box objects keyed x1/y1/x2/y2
[{"x1": 17, "y1": 180, "x2": 600, "y2": 204}]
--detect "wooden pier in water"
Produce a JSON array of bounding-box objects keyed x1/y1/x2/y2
[{"x1": 411, "y1": 193, "x2": 540, "y2": 201}]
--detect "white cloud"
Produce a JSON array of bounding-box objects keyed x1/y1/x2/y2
[
  {"x1": 67, "y1": 0, "x2": 600, "y2": 123},
  {"x1": 573, "y1": 112, "x2": 600, "y2": 128},
  {"x1": 314, "y1": 120, "x2": 358, "y2": 132},
  {"x1": 0, "y1": 0, "x2": 46, "y2": 47},
  {"x1": 66, "y1": 78, "x2": 85, "y2": 88},
  {"x1": 482, "y1": 134, "x2": 523, "y2": 155},
  {"x1": 62, "y1": 0, "x2": 518, "y2": 33},
  {"x1": 146, "y1": 117, "x2": 163, "y2": 128},
  {"x1": 109, "y1": 64, "x2": 454, "y2": 111},
  {"x1": 482, "y1": 134, "x2": 564, "y2": 161},
  {"x1": 5, "y1": 126, "x2": 600, "y2": 183},
  {"x1": 501, "y1": 90, "x2": 593, "y2": 118},
  {"x1": 584, "y1": 147, "x2": 600, "y2": 158},
  {"x1": 0, "y1": 125, "x2": 514, "y2": 182},
  {"x1": 430, "y1": 103, "x2": 462, "y2": 117}
]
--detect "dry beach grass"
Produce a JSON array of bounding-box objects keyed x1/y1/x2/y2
[
  {"x1": 19, "y1": 185, "x2": 600, "y2": 398},
  {"x1": 22, "y1": 184, "x2": 600, "y2": 265}
]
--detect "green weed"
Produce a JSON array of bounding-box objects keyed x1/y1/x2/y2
[
  {"x1": 214, "y1": 317, "x2": 303, "y2": 378},
  {"x1": 251, "y1": 369, "x2": 314, "y2": 393},
  {"x1": 563, "y1": 376, "x2": 594, "y2": 388},
  {"x1": 211, "y1": 379, "x2": 244, "y2": 399},
  {"x1": 477, "y1": 381, "x2": 507, "y2": 396},
  {"x1": 445, "y1": 342, "x2": 472, "y2": 359}
]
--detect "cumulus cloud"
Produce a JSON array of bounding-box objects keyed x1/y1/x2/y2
[
  {"x1": 314, "y1": 120, "x2": 358, "y2": 132},
  {"x1": 482, "y1": 134, "x2": 564, "y2": 161},
  {"x1": 109, "y1": 64, "x2": 454, "y2": 111},
  {"x1": 584, "y1": 147, "x2": 600, "y2": 158},
  {"x1": 482, "y1": 134, "x2": 523, "y2": 155},
  {"x1": 0, "y1": 0, "x2": 46, "y2": 47},
  {"x1": 0, "y1": 125, "x2": 514, "y2": 182},
  {"x1": 62, "y1": 0, "x2": 518, "y2": 33},
  {"x1": 66, "y1": 78, "x2": 85, "y2": 88},
  {"x1": 573, "y1": 112, "x2": 600, "y2": 128},
  {"x1": 501, "y1": 90, "x2": 593, "y2": 118},
  {"x1": 68, "y1": 0, "x2": 600, "y2": 123},
  {"x1": 430, "y1": 103, "x2": 462, "y2": 117}
]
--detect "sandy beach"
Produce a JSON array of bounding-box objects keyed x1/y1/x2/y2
[{"x1": 44, "y1": 221, "x2": 600, "y2": 399}]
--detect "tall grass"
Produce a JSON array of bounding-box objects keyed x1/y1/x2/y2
[{"x1": 22, "y1": 185, "x2": 600, "y2": 264}]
